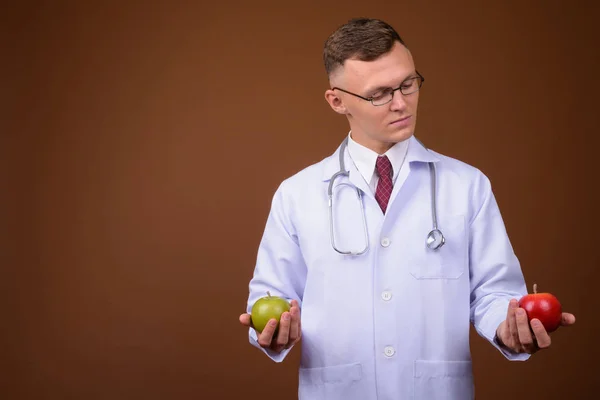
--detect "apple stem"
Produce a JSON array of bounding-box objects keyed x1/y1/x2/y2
[
  {"x1": 267, "y1": 291, "x2": 271, "y2": 297},
  {"x1": 533, "y1": 283, "x2": 537, "y2": 294}
]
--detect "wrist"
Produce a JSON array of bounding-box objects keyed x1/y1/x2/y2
[
  {"x1": 494, "y1": 331, "x2": 505, "y2": 348},
  {"x1": 494, "y1": 321, "x2": 506, "y2": 348}
]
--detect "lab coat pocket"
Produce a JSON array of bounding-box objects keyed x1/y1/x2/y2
[
  {"x1": 413, "y1": 360, "x2": 474, "y2": 400},
  {"x1": 299, "y1": 363, "x2": 363, "y2": 400},
  {"x1": 409, "y1": 214, "x2": 467, "y2": 279}
]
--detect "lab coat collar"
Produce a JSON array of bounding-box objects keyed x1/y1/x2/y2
[{"x1": 322, "y1": 134, "x2": 439, "y2": 182}]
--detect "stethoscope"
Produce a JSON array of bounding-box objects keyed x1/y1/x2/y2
[{"x1": 327, "y1": 137, "x2": 445, "y2": 256}]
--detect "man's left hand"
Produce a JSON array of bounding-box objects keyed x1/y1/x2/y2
[{"x1": 495, "y1": 299, "x2": 576, "y2": 354}]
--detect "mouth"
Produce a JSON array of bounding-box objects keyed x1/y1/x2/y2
[{"x1": 390, "y1": 115, "x2": 412, "y2": 126}]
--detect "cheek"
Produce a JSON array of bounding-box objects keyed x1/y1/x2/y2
[
  {"x1": 375, "y1": 109, "x2": 391, "y2": 124},
  {"x1": 409, "y1": 96, "x2": 420, "y2": 111},
  {"x1": 351, "y1": 105, "x2": 391, "y2": 129},
  {"x1": 351, "y1": 106, "x2": 383, "y2": 124},
  {"x1": 359, "y1": 112, "x2": 385, "y2": 129}
]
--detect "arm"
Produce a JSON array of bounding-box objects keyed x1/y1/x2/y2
[
  {"x1": 468, "y1": 172, "x2": 530, "y2": 361},
  {"x1": 243, "y1": 180, "x2": 308, "y2": 362}
]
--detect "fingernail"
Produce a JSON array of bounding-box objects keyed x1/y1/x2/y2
[
  {"x1": 283, "y1": 313, "x2": 290, "y2": 321},
  {"x1": 517, "y1": 309, "x2": 525, "y2": 317},
  {"x1": 270, "y1": 320, "x2": 277, "y2": 326}
]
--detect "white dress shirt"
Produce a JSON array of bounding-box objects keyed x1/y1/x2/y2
[{"x1": 346, "y1": 132, "x2": 410, "y2": 195}]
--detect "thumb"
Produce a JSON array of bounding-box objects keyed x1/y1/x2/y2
[
  {"x1": 561, "y1": 313, "x2": 576, "y2": 326},
  {"x1": 239, "y1": 313, "x2": 252, "y2": 327}
]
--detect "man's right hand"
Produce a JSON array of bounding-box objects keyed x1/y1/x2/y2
[{"x1": 239, "y1": 299, "x2": 302, "y2": 353}]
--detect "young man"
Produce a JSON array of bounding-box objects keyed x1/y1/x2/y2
[{"x1": 239, "y1": 18, "x2": 575, "y2": 400}]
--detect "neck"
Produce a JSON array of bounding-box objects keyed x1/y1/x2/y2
[{"x1": 350, "y1": 133, "x2": 394, "y2": 155}]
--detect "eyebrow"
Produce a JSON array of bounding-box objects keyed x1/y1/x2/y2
[{"x1": 364, "y1": 72, "x2": 417, "y2": 95}]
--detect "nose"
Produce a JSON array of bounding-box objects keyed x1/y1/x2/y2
[{"x1": 389, "y1": 89, "x2": 408, "y2": 111}]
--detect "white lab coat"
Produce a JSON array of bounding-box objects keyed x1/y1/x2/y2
[{"x1": 246, "y1": 136, "x2": 530, "y2": 400}]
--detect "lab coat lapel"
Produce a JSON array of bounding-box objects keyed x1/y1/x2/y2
[
  {"x1": 322, "y1": 136, "x2": 439, "y2": 204},
  {"x1": 322, "y1": 141, "x2": 372, "y2": 198},
  {"x1": 347, "y1": 156, "x2": 372, "y2": 199},
  {"x1": 404, "y1": 135, "x2": 440, "y2": 164},
  {"x1": 387, "y1": 135, "x2": 440, "y2": 211}
]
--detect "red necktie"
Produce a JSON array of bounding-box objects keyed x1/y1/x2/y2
[{"x1": 375, "y1": 155, "x2": 393, "y2": 213}]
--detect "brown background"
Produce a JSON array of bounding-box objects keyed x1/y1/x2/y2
[{"x1": 2, "y1": 1, "x2": 599, "y2": 399}]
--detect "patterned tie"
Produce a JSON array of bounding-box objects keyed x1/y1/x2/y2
[{"x1": 375, "y1": 155, "x2": 393, "y2": 213}]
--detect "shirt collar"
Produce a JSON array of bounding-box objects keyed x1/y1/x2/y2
[
  {"x1": 346, "y1": 132, "x2": 410, "y2": 185},
  {"x1": 322, "y1": 134, "x2": 439, "y2": 182}
]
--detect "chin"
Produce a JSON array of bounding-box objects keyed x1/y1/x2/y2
[{"x1": 388, "y1": 127, "x2": 414, "y2": 142}]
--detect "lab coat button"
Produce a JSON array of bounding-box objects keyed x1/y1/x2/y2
[
  {"x1": 381, "y1": 291, "x2": 392, "y2": 301},
  {"x1": 380, "y1": 237, "x2": 391, "y2": 247},
  {"x1": 384, "y1": 346, "x2": 395, "y2": 357}
]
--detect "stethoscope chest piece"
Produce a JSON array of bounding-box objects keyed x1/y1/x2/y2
[{"x1": 426, "y1": 228, "x2": 445, "y2": 250}]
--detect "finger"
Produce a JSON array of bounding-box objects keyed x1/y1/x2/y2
[
  {"x1": 530, "y1": 319, "x2": 551, "y2": 349},
  {"x1": 273, "y1": 312, "x2": 291, "y2": 352},
  {"x1": 290, "y1": 299, "x2": 302, "y2": 341},
  {"x1": 561, "y1": 313, "x2": 576, "y2": 326},
  {"x1": 257, "y1": 319, "x2": 277, "y2": 348},
  {"x1": 515, "y1": 308, "x2": 536, "y2": 353},
  {"x1": 239, "y1": 313, "x2": 252, "y2": 327},
  {"x1": 507, "y1": 299, "x2": 520, "y2": 347},
  {"x1": 288, "y1": 306, "x2": 300, "y2": 347}
]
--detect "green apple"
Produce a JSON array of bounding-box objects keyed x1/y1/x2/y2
[{"x1": 251, "y1": 291, "x2": 291, "y2": 333}]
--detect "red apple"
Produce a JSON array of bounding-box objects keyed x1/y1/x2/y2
[{"x1": 518, "y1": 283, "x2": 562, "y2": 333}]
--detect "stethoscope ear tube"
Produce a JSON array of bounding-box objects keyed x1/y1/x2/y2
[{"x1": 329, "y1": 137, "x2": 445, "y2": 254}]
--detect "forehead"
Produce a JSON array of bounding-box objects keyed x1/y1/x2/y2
[{"x1": 338, "y1": 42, "x2": 416, "y2": 91}]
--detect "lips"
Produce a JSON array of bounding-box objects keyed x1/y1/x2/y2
[{"x1": 390, "y1": 116, "x2": 411, "y2": 125}]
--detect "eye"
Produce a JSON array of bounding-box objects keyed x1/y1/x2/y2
[
  {"x1": 371, "y1": 87, "x2": 394, "y2": 99},
  {"x1": 401, "y1": 78, "x2": 416, "y2": 90}
]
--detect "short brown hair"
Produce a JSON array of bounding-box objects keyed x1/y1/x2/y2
[{"x1": 323, "y1": 18, "x2": 406, "y2": 77}]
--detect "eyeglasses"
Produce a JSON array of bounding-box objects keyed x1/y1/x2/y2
[{"x1": 332, "y1": 71, "x2": 425, "y2": 106}]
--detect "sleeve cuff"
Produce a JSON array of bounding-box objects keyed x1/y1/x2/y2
[
  {"x1": 248, "y1": 328, "x2": 294, "y2": 363},
  {"x1": 476, "y1": 300, "x2": 530, "y2": 361}
]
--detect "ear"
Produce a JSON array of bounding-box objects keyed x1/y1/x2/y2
[{"x1": 324, "y1": 89, "x2": 348, "y2": 115}]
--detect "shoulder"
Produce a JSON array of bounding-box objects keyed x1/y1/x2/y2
[
  {"x1": 427, "y1": 148, "x2": 492, "y2": 190},
  {"x1": 426, "y1": 148, "x2": 497, "y2": 221},
  {"x1": 269, "y1": 151, "x2": 335, "y2": 204}
]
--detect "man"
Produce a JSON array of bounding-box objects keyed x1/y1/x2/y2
[{"x1": 239, "y1": 18, "x2": 575, "y2": 399}]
